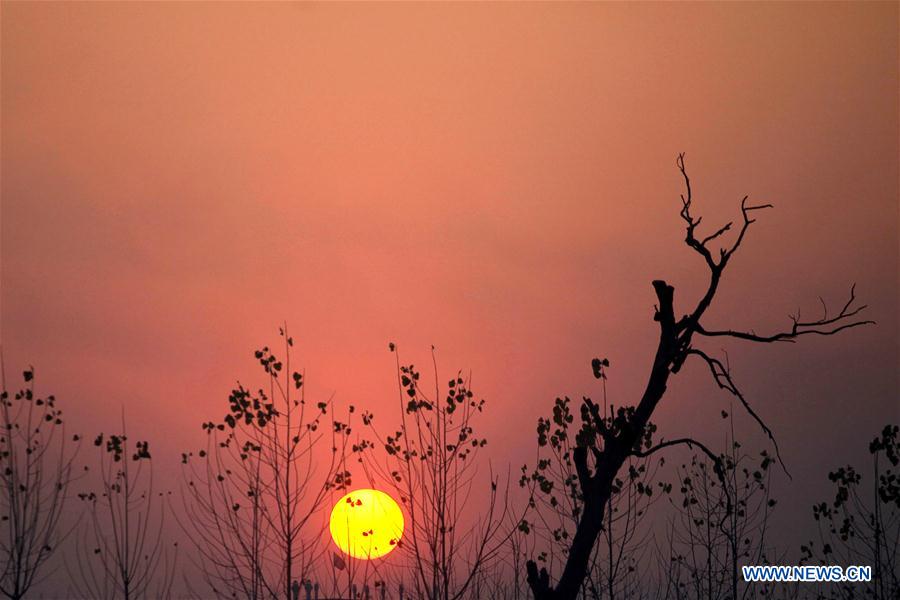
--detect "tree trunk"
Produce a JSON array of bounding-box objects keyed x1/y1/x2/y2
[{"x1": 527, "y1": 281, "x2": 679, "y2": 600}]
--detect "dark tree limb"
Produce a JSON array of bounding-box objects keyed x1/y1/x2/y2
[
  {"x1": 686, "y1": 348, "x2": 789, "y2": 476},
  {"x1": 525, "y1": 154, "x2": 873, "y2": 600},
  {"x1": 695, "y1": 284, "x2": 874, "y2": 343},
  {"x1": 526, "y1": 280, "x2": 682, "y2": 600},
  {"x1": 632, "y1": 436, "x2": 718, "y2": 464},
  {"x1": 677, "y1": 153, "x2": 773, "y2": 270},
  {"x1": 632, "y1": 436, "x2": 733, "y2": 519}
]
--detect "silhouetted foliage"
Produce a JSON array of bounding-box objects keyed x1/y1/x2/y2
[
  {"x1": 520, "y1": 364, "x2": 669, "y2": 600},
  {"x1": 801, "y1": 424, "x2": 899, "y2": 600},
  {"x1": 663, "y1": 413, "x2": 779, "y2": 600},
  {"x1": 0, "y1": 367, "x2": 80, "y2": 600},
  {"x1": 69, "y1": 422, "x2": 176, "y2": 599},
  {"x1": 352, "y1": 346, "x2": 520, "y2": 600},
  {"x1": 525, "y1": 155, "x2": 873, "y2": 600},
  {"x1": 179, "y1": 327, "x2": 349, "y2": 599}
]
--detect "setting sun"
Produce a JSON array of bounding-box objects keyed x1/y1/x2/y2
[{"x1": 329, "y1": 489, "x2": 404, "y2": 560}]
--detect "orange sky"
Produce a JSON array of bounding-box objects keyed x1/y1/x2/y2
[{"x1": 2, "y1": 0, "x2": 898, "y2": 572}]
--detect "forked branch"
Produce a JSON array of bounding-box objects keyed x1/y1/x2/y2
[
  {"x1": 676, "y1": 154, "x2": 871, "y2": 479},
  {"x1": 525, "y1": 155, "x2": 873, "y2": 600},
  {"x1": 677, "y1": 152, "x2": 773, "y2": 271},
  {"x1": 695, "y1": 284, "x2": 874, "y2": 343}
]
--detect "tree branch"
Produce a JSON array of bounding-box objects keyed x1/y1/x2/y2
[
  {"x1": 525, "y1": 154, "x2": 873, "y2": 600},
  {"x1": 677, "y1": 153, "x2": 717, "y2": 270},
  {"x1": 687, "y1": 348, "x2": 790, "y2": 478},
  {"x1": 724, "y1": 196, "x2": 774, "y2": 263},
  {"x1": 695, "y1": 284, "x2": 874, "y2": 343},
  {"x1": 632, "y1": 436, "x2": 733, "y2": 520},
  {"x1": 677, "y1": 154, "x2": 773, "y2": 269},
  {"x1": 676, "y1": 155, "x2": 773, "y2": 332}
]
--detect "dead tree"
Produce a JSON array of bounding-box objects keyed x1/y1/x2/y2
[{"x1": 526, "y1": 154, "x2": 873, "y2": 600}]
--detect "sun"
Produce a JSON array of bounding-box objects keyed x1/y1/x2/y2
[{"x1": 329, "y1": 489, "x2": 404, "y2": 560}]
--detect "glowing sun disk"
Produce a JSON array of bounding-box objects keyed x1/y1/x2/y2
[{"x1": 329, "y1": 489, "x2": 404, "y2": 560}]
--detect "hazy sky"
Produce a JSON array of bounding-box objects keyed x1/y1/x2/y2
[{"x1": 2, "y1": 0, "x2": 898, "y2": 570}]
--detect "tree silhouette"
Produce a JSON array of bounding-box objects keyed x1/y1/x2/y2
[
  {"x1": 69, "y1": 420, "x2": 175, "y2": 600},
  {"x1": 800, "y1": 424, "x2": 899, "y2": 599},
  {"x1": 525, "y1": 155, "x2": 874, "y2": 600},
  {"x1": 354, "y1": 346, "x2": 518, "y2": 600},
  {"x1": 179, "y1": 327, "x2": 348, "y2": 599},
  {"x1": 663, "y1": 413, "x2": 779, "y2": 600},
  {"x1": 520, "y1": 365, "x2": 669, "y2": 600},
  {"x1": 0, "y1": 366, "x2": 80, "y2": 600}
]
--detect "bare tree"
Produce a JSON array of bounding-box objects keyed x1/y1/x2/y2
[
  {"x1": 69, "y1": 420, "x2": 175, "y2": 599},
  {"x1": 354, "y1": 345, "x2": 519, "y2": 600},
  {"x1": 0, "y1": 365, "x2": 80, "y2": 599},
  {"x1": 526, "y1": 154, "x2": 873, "y2": 600},
  {"x1": 179, "y1": 327, "x2": 347, "y2": 599}
]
